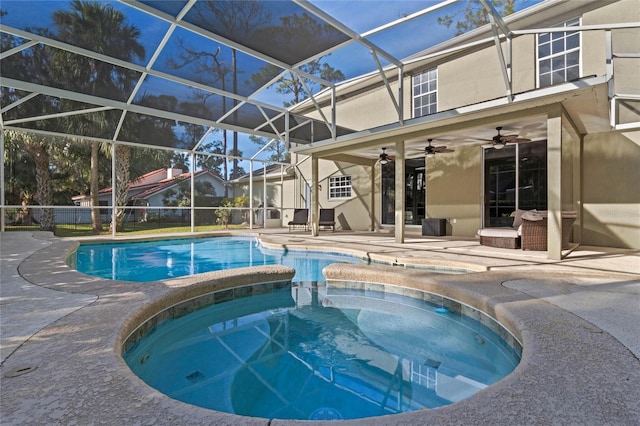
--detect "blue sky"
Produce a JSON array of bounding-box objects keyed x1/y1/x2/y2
[{"x1": 2, "y1": 0, "x2": 544, "y2": 168}]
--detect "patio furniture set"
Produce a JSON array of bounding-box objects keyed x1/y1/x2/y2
[{"x1": 478, "y1": 210, "x2": 578, "y2": 250}]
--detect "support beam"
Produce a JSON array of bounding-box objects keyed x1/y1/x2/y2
[
  {"x1": 249, "y1": 161, "x2": 254, "y2": 229},
  {"x1": 547, "y1": 107, "x2": 563, "y2": 260},
  {"x1": 190, "y1": 152, "x2": 195, "y2": 233},
  {"x1": 394, "y1": 140, "x2": 405, "y2": 243},
  {"x1": 0, "y1": 131, "x2": 4, "y2": 232},
  {"x1": 311, "y1": 156, "x2": 319, "y2": 236},
  {"x1": 111, "y1": 143, "x2": 116, "y2": 237},
  {"x1": 370, "y1": 164, "x2": 376, "y2": 232},
  {"x1": 263, "y1": 162, "x2": 268, "y2": 227},
  {"x1": 371, "y1": 50, "x2": 402, "y2": 123}
]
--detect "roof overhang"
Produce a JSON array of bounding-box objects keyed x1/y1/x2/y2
[{"x1": 292, "y1": 76, "x2": 610, "y2": 160}]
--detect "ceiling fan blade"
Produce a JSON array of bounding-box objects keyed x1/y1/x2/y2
[{"x1": 433, "y1": 146, "x2": 450, "y2": 152}]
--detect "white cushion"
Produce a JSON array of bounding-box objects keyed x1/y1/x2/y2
[
  {"x1": 510, "y1": 209, "x2": 527, "y2": 229},
  {"x1": 477, "y1": 227, "x2": 519, "y2": 238}
]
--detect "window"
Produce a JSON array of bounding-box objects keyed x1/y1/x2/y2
[
  {"x1": 413, "y1": 68, "x2": 437, "y2": 117},
  {"x1": 537, "y1": 18, "x2": 580, "y2": 88},
  {"x1": 328, "y1": 175, "x2": 352, "y2": 199}
]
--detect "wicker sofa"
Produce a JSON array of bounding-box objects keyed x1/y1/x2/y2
[
  {"x1": 520, "y1": 210, "x2": 577, "y2": 250},
  {"x1": 477, "y1": 226, "x2": 521, "y2": 248},
  {"x1": 477, "y1": 209, "x2": 528, "y2": 249},
  {"x1": 478, "y1": 209, "x2": 577, "y2": 250}
]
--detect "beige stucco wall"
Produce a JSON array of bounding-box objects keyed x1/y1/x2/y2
[
  {"x1": 511, "y1": 34, "x2": 536, "y2": 95},
  {"x1": 291, "y1": 155, "x2": 374, "y2": 231},
  {"x1": 425, "y1": 145, "x2": 482, "y2": 237},
  {"x1": 583, "y1": 0, "x2": 640, "y2": 91},
  {"x1": 304, "y1": 82, "x2": 402, "y2": 132},
  {"x1": 582, "y1": 130, "x2": 640, "y2": 248},
  {"x1": 438, "y1": 45, "x2": 506, "y2": 111}
]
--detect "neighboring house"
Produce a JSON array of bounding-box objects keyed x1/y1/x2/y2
[
  {"x1": 282, "y1": 0, "x2": 639, "y2": 257},
  {"x1": 73, "y1": 167, "x2": 225, "y2": 222}
]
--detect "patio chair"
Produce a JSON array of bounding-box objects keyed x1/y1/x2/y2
[
  {"x1": 319, "y1": 208, "x2": 335, "y2": 231},
  {"x1": 288, "y1": 208, "x2": 309, "y2": 231},
  {"x1": 521, "y1": 210, "x2": 577, "y2": 250}
]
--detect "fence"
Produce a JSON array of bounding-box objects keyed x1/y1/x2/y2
[{"x1": 2, "y1": 205, "x2": 287, "y2": 233}]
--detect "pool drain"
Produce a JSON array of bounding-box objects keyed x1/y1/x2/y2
[
  {"x1": 309, "y1": 407, "x2": 343, "y2": 420},
  {"x1": 4, "y1": 365, "x2": 37, "y2": 378}
]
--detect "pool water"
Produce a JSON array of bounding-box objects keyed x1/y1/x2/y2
[
  {"x1": 72, "y1": 237, "x2": 362, "y2": 282},
  {"x1": 123, "y1": 282, "x2": 521, "y2": 420}
]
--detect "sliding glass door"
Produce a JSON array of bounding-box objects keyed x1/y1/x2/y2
[
  {"x1": 483, "y1": 141, "x2": 547, "y2": 227},
  {"x1": 381, "y1": 158, "x2": 425, "y2": 225}
]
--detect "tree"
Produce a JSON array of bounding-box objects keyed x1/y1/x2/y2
[
  {"x1": 5, "y1": 131, "x2": 55, "y2": 230},
  {"x1": 51, "y1": 0, "x2": 145, "y2": 233},
  {"x1": 250, "y1": 135, "x2": 289, "y2": 163},
  {"x1": 228, "y1": 148, "x2": 246, "y2": 179},
  {"x1": 196, "y1": 139, "x2": 226, "y2": 175},
  {"x1": 171, "y1": 1, "x2": 273, "y2": 186},
  {"x1": 252, "y1": 13, "x2": 345, "y2": 107},
  {"x1": 249, "y1": 13, "x2": 344, "y2": 162},
  {"x1": 437, "y1": 0, "x2": 516, "y2": 36}
]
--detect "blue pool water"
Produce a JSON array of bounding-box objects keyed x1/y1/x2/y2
[
  {"x1": 72, "y1": 237, "x2": 363, "y2": 282},
  {"x1": 123, "y1": 282, "x2": 521, "y2": 420}
]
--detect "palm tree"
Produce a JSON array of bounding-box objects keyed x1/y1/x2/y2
[{"x1": 51, "y1": 0, "x2": 145, "y2": 233}]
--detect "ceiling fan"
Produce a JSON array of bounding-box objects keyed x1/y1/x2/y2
[
  {"x1": 378, "y1": 147, "x2": 393, "y2": 164},
  {"x1": 487, "y1": 126, "x2": 531, "y2": 149},
  {"x1": 423, "y1": 139, "x2": 454, "y2": 158}
]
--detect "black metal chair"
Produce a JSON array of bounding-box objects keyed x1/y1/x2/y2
[
  {"x1": 288, "y1": 208, "x2": 308, "y2": 231},
  {"x1": 319, "y1": 208, "x2": 335, "y2": 231}
]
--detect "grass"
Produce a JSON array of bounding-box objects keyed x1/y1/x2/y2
[{"x1": 4, "y1": 223, "x2": 251, "y2": 238}]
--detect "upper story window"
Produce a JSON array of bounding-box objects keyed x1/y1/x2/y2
[
  {"x1": 413, "y1": 68, "x2": 437, "y2": 117},
  {"x1": 329, "y1": 175, "x2": 352, "y2": 199},
  {"x1": 537, "y1": 18, "x2": 580, "y2": 88}
]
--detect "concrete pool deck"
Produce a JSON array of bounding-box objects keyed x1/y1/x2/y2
[{"x1": 1, "y1": 230, "x2": 639, "y2": 425}]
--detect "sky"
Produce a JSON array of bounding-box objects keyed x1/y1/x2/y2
[{"x1": 2, "y1": 0, "x2": 544, "y2": 170}]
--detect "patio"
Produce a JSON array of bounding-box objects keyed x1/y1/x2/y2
[{"x1": 1, "y1": 231, "x2": 638, "y2": 425}]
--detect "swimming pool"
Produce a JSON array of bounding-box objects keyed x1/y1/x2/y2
[
  {"x1": 123, "y1": 281, "x2": 522, "y2": 420},
  {"x1": 71, "y1": 236, "x2": 364, "y2": 282}
]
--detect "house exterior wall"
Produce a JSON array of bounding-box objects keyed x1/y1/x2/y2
[
  {"x1": 294, "y1": 0, "x2": 639, "y2": 248},
  {"x1": 307, "y1": 83, "x2": 402, "y2": 131},
  {"x1": 292, "y1": 155, "x2": 373, "y2": 231},
  {"x1": 96, "y1": 173, "x2": 225, "y2": 207},
  {"x1": 582, "y1": 130, "x2": 640, "y2": 248},
  {"x1": 425, "y1": 145, "x2": 482, "y2": 237},
  {"x1": 438, "y1": 45, "x2": 509, "y2": 111}
]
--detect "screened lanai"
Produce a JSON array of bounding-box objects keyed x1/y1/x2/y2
[
  {"x1": 1, "y1": 0, "x2": 638, "y2": 254},
  {"x1": 0, "y1": 0, "x2": 520, "y2": 233}
]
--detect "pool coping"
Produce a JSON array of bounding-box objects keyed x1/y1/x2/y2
[{"x1": 1, "y1": 233, "x2": 639, "y2": 425}]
